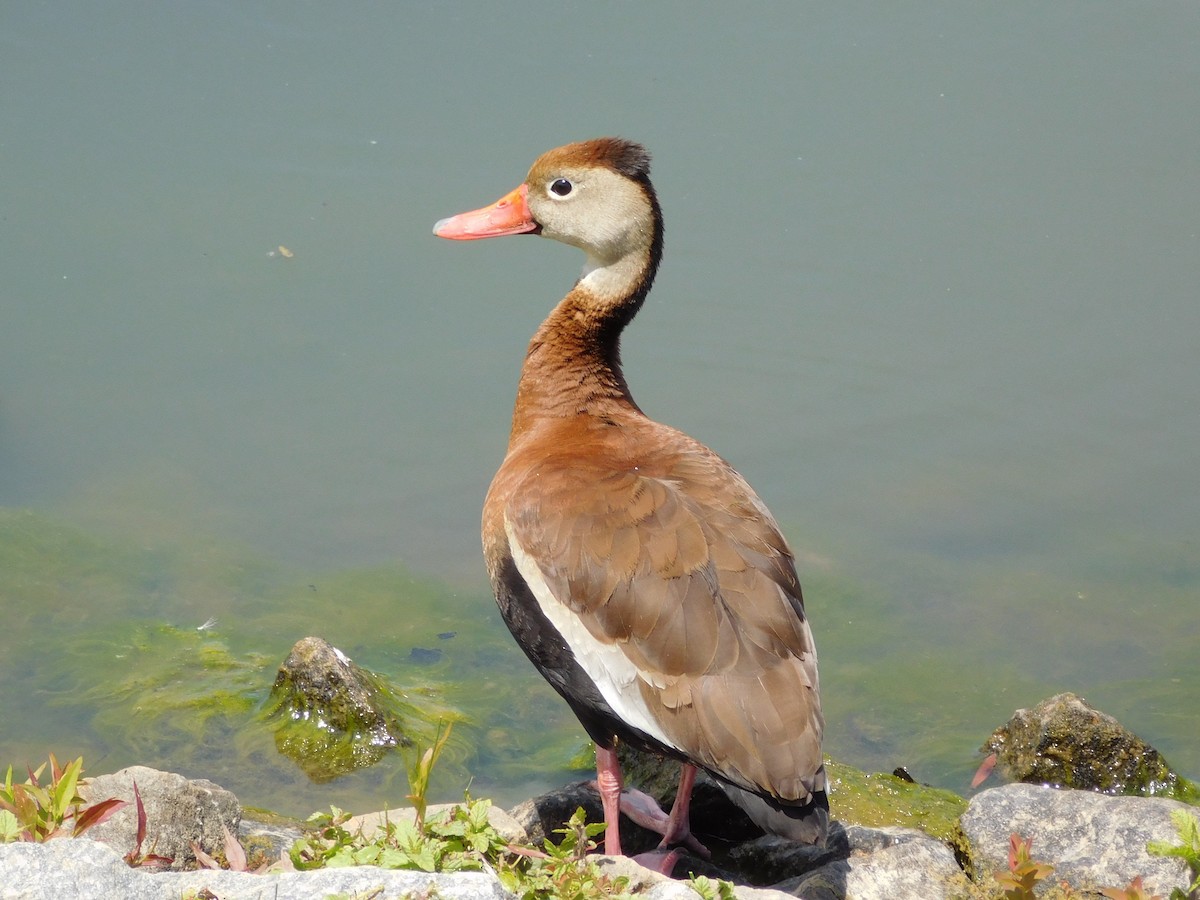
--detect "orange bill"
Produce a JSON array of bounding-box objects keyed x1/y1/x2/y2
[{"x1": 433, "y1": 184, "x2": 539, "y2": 240}]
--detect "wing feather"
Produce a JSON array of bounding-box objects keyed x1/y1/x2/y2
[{"x1": 503, "y1": 441, "x2": 823, "y2": 802}]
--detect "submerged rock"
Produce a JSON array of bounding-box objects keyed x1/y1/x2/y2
[
  {"x1": 982, "y1": 692, "x2": 1195, "y2": 799},
  {"x1": 264, "y1": 636, "x2": 412, "y2": 781},
  {"x1": 958, "y1": 783, "x2": 1197, "y2": 897}
]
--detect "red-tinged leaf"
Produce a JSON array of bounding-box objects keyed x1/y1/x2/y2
[
  {"x1": 972, "y1": 752, "x2": 998, "y2": 788},
  {"x1": 135, "y1": 853, "x2": 173, "y2": 870},
  {"x1": 222, "y1": 824, "x2": 247, "y2": 871},
  {"x1": 191, "y1": 840, "x2": 222, "y2": 870},
  {"x1": 73, "y1": 797, "x2": 128, "y2": 836},
  {"x1": 1007, "y1": 832, "x2": 1026, "y2": 870},
  {"x1": 506, "y1": 843, "x2": 551, "y2": 860},
  {"x1": 13, "y1": 787, "x2": 37, "y2": 826},
  {"x1": 132, "y1": 780, "x2": 149, "y2": 849}
]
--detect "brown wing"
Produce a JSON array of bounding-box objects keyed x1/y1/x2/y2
[{"x1": 503, "y1": 443, "x2": 824, "y2": 803}]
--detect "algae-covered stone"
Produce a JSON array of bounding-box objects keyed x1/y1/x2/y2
[
  {"x1": 823, "y1": 759, "x2": 967, "y2": 843},
  {"x1": 983, "y1": 692, "x2": 1197, "y2": 801},
  {"x1": 265, "y1": 636, "x2": 413, "y2": 781}
]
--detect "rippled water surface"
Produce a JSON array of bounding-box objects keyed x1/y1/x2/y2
[{"x1": 2, "y1": 4, "x2": 1197, "y2": 815}]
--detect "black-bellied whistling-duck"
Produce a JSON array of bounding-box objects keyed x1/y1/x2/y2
[{"x1": 433, "y1": 138, "x2": 828, "y2": 862}]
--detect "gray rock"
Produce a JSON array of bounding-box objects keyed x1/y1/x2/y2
[
  {"x1": 78, "y1": 765, "x2": 240, "y2": 870},
  {"x1": 983, "y1": 692, "x2": 1189, "y2": 797},
  {"x1": 959, "y1": 782, "x2": 1197, "y2": 896},
  {"x1": 595, "y1": 854, "x2": 795, "y2": 899},
  {"x1": 0, "y1": 838, "x2": 511, "y2": 900},
  {"x1": 770, "y1": 824, "x2": 962, "y2": 900}
]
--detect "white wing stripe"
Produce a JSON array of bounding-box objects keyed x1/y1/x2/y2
[{"x1": 505, "y1": 515, "x2": 677, "y2": 750}]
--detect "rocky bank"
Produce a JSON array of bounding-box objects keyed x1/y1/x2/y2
[
  {"x1": 1, "y1": 767, "x2": 1196, "y2": 899},
  {"x1": 2, "y1": 692, "x2": 1197, "y2": 898}
]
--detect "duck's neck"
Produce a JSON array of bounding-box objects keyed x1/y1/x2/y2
[{"x1": 509, "y1": 216, "x2": 663, "y2": 438}]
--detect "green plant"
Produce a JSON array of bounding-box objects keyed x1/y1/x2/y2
[
  {"x1": 0, "y1": 754, "x2": 125, "y2": 843},
  {"x1": 688, "y1": 873, "x2": 737, "y2": 899},
  {"x1": 1147, "y1": 809, "x2": 1200, "y2": 900},
  {"x1": 994, "y1": 833, "x2": 1055, "y2": 900},
  {"x1": 1100, "y1": 875, "x2": 1163, "y2": 900},
  {"x1": 407, "y1": 721, "x2": 453, "y2": 833},
  {"x1": 289, "y1": 797, "x2": 506, "y2": 874},
  {"x1": 285, "y1": 724, "x2": 628, "y2": 896},
  {"x1": 496, "y1": 806, "x2": 631, "y2": 900}
]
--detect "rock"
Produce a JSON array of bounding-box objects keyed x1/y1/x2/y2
[
  {"x1": 959, "y1": 782, "x2": 1197, "y2": 897},
  {"x1": 237, "y1": 809, "x2": 307, "y2": 865},
  {"x1": 740, "y1": 823, "x2": 963, "y2": 899},
  {"x1": 982, "y1": 692, "x2": 1191, "y2": 798},
  {"x1": 264, "y1": 635, "x2": 412, "y2": 782},
  {"x1": 0, "y1": 838, "x2": 511, "y2": 900},
  {"x1": 595, "y1": 854, "x2": 795, "y2": 899},
  {"x1": 78, "y1": 765, "x2": 240, "y2": 870}
]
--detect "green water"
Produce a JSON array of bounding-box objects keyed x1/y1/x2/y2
[{"x1": 2, "y1": 4, "x2": 1197, "y2": 817}]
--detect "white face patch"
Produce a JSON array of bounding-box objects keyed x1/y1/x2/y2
[{"x1": 505, "y1": 516, "x2": 676, "y2": 750}]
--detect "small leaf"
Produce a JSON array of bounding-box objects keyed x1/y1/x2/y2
[
  {"x1": 49, "y1": 754, "x2": 65, "y2": 785},
  {"x1": 0, "y1": 809, "x2": 20, "y2": 842},
  {"x1": 191, "y1": 840, "x2": 222, "y2": 870},
  {"x1": 51, "y1": 759, "x2": 83, "y2": 820},
  {"x1": 222, "y1": 824, "x2": 247, "y2": 871},
  {"x1": 73, "y1": 797, "x2": 127, "y2": 836},
  {"x1": 133, "y1": 781, "x2": 149, "y2": 850},
  {"x1": 972, "y1": 752, "x2": 998, "y2": 788}
]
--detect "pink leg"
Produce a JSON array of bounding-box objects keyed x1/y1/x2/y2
[
  {"x1": 609, "y1": 764, "x2": 711, "y2": 860},
  {"x1": 594, "y1": 744, "x2": 624, "y2": 856},
  {"x1": 659, "y1": 764, "x2": 702, "y2": 852}
]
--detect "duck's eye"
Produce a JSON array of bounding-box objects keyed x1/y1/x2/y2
[{"x1": 549, "y1": 178, "x2": 573, "y2": 197}]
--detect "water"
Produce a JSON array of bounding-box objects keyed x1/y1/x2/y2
[{"x1": 2, "y1": 4, "x2": 1197, "y2": 816}]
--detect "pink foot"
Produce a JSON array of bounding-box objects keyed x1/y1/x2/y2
[{"x1": 631, "y1": 847, "x2": 681, "y2": 875}]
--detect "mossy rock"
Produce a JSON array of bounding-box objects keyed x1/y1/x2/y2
[
  {"x1": 824, "y1": 759, "x2": 967, "y2": 843},
  {"x1": 264, "y1": 636, "x2": 425, "y2": 782},
  {"x1": 983, "y1": 692, "x2": 1199, "y2": 803}
]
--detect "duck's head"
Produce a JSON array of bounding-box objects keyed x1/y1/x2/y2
[{"x1": 434, "y1": 138, "x2": 660, "y2": 273}]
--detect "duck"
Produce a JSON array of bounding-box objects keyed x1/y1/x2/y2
[{"x1": 433, "y1": 138, "x2": 827, "y2": 863}]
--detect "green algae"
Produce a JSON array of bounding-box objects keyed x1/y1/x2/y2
[
  {"x1": 0, "y1": 507, "x2": 568, "y2": 814},
  {"x1": 824, "y1": 759, "x2": 967, "y2": 843},
  {"x1": 3, "y1": 502, "x2": 1196, "y2": 822}
]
